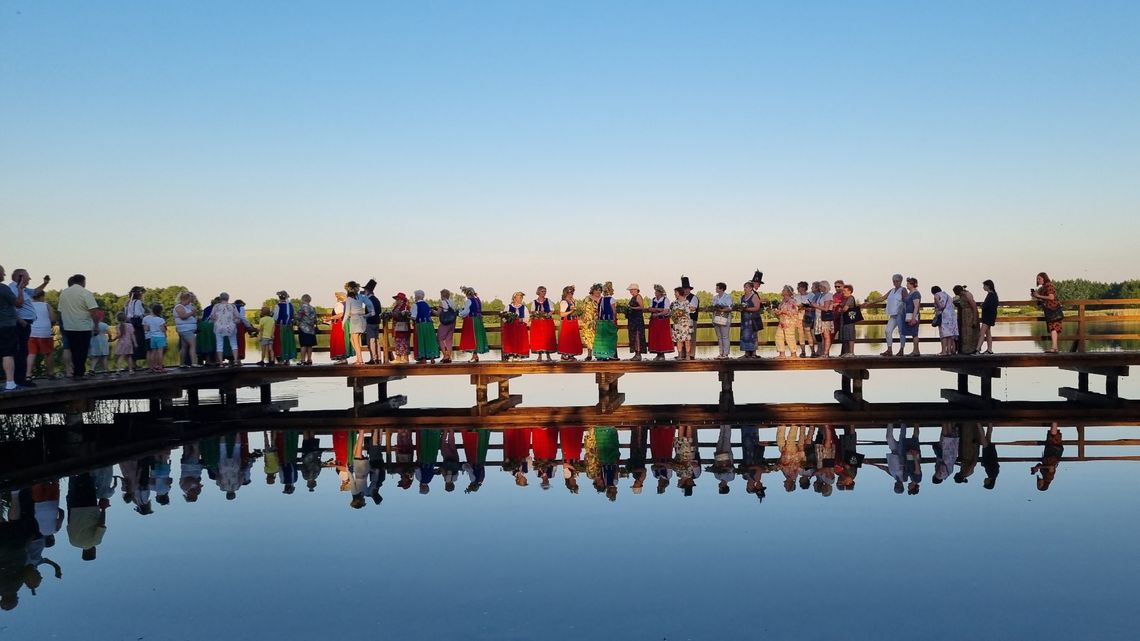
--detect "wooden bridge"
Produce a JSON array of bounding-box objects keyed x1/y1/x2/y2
[{"x1": 2, "y1": 350, "x2": 1138, "y2": 428}]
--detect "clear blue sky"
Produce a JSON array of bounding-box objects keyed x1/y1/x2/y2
[{"x1": 2, "y1": 1, "x2": 1138, "y2": 305}]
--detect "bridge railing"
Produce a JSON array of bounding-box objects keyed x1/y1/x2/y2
[{"x1": 311, "y1": 298, "x2": 1140, "y2": 353}]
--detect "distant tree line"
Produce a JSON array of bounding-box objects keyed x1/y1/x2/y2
[{"x1": 1053, "y1": 279, "x2": 1140, "y2": 301}]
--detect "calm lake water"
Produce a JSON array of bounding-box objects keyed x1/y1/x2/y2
[{"x1": 2, "y1": 332, "x2": 1139, "y2": 640}]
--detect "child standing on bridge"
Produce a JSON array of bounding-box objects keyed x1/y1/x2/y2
[{"x1": 142, "y1": 304, "x2": 167, "y2": 373}]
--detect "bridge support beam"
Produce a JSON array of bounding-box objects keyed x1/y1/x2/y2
[
  {"x1": 834, "y1": 368, "x2": 868, "y2": 410},
  {"x1": 1059, "y1": 365, "x2": 1129, "y2": 406},
  {"x1": 940, "y1": 366, "x2": 1002, "y2": 408}
]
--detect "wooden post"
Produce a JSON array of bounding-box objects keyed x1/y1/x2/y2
[
  {"x1": 382, "y1": 319, "x2": 392, "y2": 363},
  {"x1": 187, "y1": 388, "x2": 199, "y2": 408},
  {"x1": 1077, "y1": 303, "x2": 1087, "y2": 353},
  {"x1": 719, "y1": 370, "x2": 735, "y2": 414},
  {"x1": 260, "y1": 384, "x2": 272, "y2": 404},
  {"x1": 1077, "y1": 424, "x2": 1086, "y2": 459}
]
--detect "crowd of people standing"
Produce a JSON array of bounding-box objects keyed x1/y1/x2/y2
[{"x1": 1, "y1": 265, "x2": 1068, "y2": 390}]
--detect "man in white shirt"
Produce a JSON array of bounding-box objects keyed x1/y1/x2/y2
[{"x1": 866, "y1": 274, "x2": 906, "y2": 356}]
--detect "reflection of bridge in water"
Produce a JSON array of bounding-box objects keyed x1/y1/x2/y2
[
  {"x1": 1, "y1": 352, "x2": 1139, "y2": 428},
  {"x1": 4, "y1": 419, "x2": 1139, "y2": 491}
]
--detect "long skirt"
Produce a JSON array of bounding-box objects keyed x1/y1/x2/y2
[
  {"x1": 197, "y1": 320, "x2": 217, "y2": 356},
  {"x1": 530, "y1": 318, "x2": 557, "y2": 353},
  {"x1": 394, "y1": 330, "x2": 411, "y2": 358},
  {"x1": 462, "y1": 429, "x2": 490, "y2": 464},
  {"x1": 627, "y1": 316, "x2": 647, "y2": 354},
  {"x1": 131, "y1": 318, "x2": 147, "y2": 361},
  {"x1": 593, "y1": 319, "x2": 618, "y2": 359},
  {"x1": 648, "y1": 317, "x2": 674, "y2": 353},
  {"x1": 958, "y1": 303, "x2": 980, "y2": 354},
  {"x1": 436, "y1": 322, "x2": 456, "y2": 354},
  {"x1": 559, "y1": 426, "x2": 585, "y2": 461},
  {"x1": 459, "y1": 317, "x2": 489, "y2": 354},
  {"x1": 740, "y1": 312, "x2": 761, "y2": 351},
  {"x1": 220, "y1": 325, "x2": 247, "y2": 361},
  {"x1": 501, "y1": 321, "x2": 530, "y2": 357},
  {"x1": 414, "y1": 322, "x2": 440, "y2": 360},
  {"x1": 274, "y1": 325, "x2": 297, "y2": 361},
  {"x1": 330, "y1": 322, "x2": 346, "y2": 360},
  {"x1": 557, "y1": 319, "x2": 583, "y2": 356}
]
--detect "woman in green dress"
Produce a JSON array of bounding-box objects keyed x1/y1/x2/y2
[{"x1": 593, "y1": 282, "x2": 619, "y2": 360}]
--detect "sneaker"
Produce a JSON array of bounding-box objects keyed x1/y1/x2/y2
[{"x1": 2, "y1": 383, "x2": 18, "y2": 392}]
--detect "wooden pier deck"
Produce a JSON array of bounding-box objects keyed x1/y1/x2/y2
[{"x1": 2, "y1": 351, "x2": 1138, "y2": 427}]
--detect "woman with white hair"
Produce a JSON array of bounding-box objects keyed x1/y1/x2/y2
[
  {"x1": 211, "y1": 293, "x2": 243, "y2": 367},
  {"x1": 412, "y1": 290, "x2": 440, "y2": 363}
]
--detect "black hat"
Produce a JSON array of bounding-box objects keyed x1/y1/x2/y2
[
  {"x1": 364, "y1": 279, "x2": 377, "y2": 293},
  {"x1": 752, "y1": 270, "x2": 765, "y2": 285},
  {"x1": 680, "y1": 275, "x2": 691, "y2": 290}
]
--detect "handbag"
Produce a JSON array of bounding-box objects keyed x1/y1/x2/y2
[
  {"x1": 845, "y1": 307, "x2": 863, "y2": 323},
  {"x1": 439, "y1": 306, "x2": 458, "y2": 325},
  {"x1": 1044, "y1": 307, "x2": 1064, "y2": 323},
  {"x1": 905, "y1": 313, "x2": 915, "y2": 323},
  {"x1": 712, "y1": 314, "x2": 729, "y2": 327},
  {"x1": 820, "y1": 310, "x2": 834, "y2": 322},
  {"x1": 931, "y1": 311, "x2": 942, "y2": 328}
]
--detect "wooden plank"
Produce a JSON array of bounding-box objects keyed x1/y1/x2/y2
[
  {"x1": 1059, "y1": 365, "x2": 1130, "y2": 377},
  {"x1": 353, "y1": 395, "x2": 408, "y2": 417},
  {"x1": 1059, "y1": 387, "x2": 1124, "y2": 407},
  {"x1": 833, "y1": 390, "x2": 866, "y2": 410},
  {"x1": 471, "y1": 394, "x2": 523, "y2": 416},
  {"x1": 941, "y1": 388, "x2": 998, "y2": 408},
  {"x1": 940, "y1": 366, "x2": 1002, "y2": 379},
  {"x1": 345, "y1": 375, "x2": 406, "y2": 387}
]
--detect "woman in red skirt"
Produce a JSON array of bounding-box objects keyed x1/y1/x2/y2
[
  {"x1": 647, "y1": 284, "x2": 675, "y2": 360},
  {"x1": 532, "y1": 426, "x2": 559, "y2": 488},
  {"x1": 529, "y1": 286, "x2": 557, "y2": 361},
  {"x1": 557, "y1": 285, "x2": 583, "y2": 361},
  {"x1": 327, "y1": 292, "x2": 347, "y2": 362},
  {"x1": 501, "y1": 291, "x2": 531, "y2": 360},
  {"x1": 503, "y1": 427, "x2": 532, "y2": 487}
]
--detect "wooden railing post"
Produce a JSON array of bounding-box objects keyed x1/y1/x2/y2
[{"x1": 1077, "y1": 303, "x2": 1087, "y2": 352}]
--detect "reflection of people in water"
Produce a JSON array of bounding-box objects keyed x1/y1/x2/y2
[
  {"x1": 777, "y1": 425, "x2": 805, "y2": 492},
  {"x1": 349, "y1": 430, "x2": 387, "y2": 507},
  {"x1": 711, "y1": 425, "x2": 735, "y2": 495},
  {"x1": 626, "y1": 426, "x2": 648, "y2": 495},
  {"x1": 673, "y1": 425, "x2": 697, "y2": 496},
  {"x1": 954, "y1": 423, "x2": 981, "y2": 484},
  {"x1": 649, "y1": 426, "x2": 675, "y2": 494},
  {"x1": 532, "y1": 427, "x2": 559, "y2": 490},
  {"x1": 1031, "y1": 423, "x2": 1064, "y2": 491},
  {"x1": 462, "y1": 428, "x2": 490, "y2": 493},
  {"x1": 903, "y1": 426, "x2": 923, "y2": 495},
  {"x1": 981, "y1": 424, "x2": 1000, "y2": 490},
  {"x1": 120, "y1": 457, "x2": 154, "y2": 514},
  {"x1": 274, "y1": 432, "x2": 300, "y2": 495},
  {"x1": 595, "y1": 426, "x2": 620, "y2": 501},
  {"x1": 559, "y1": 426, "x2": 585, "y2": 494},
  {"x1": 30, "y1": 481, "x2": 63, "y2": 545},
  {"x1": 150, "y1": 450, "x2": 173, "y2": 506},
  {"x1": 216, "y1": 434, "x2": 250, "y2": 501},
  {"x1": 812, "y1": 426, "x2": 836, "y2": 497},
  {"x1": 1, "y1": 489, "x2": 55, "y2": 611},
  {"x1": 262, "y1": 432, "x2": 279, "y2": 485},
  {"x1": 440, "y1": 428, "x2": 461, "y2": 492},
  {"x1": 739, "y1": 425, "x2": 766, "y2": 500},
  {"x1": 503, "y1": 428, "x2": 532, "y2": 488},
  {"x1": 876, "y1": 424, "x2": 907, "y2": 494},
  {"x1": 180, "y1": 442, "x2": 204, "y2": 502},
  {"x1": 394, "y1": 428, "x2": 415, "y2": 490},
  {"x1": 932, "y1": 423, "x2": 959, "y2": 485},
  {"x1": 65, "y1": 472, "x2": 106, "y2": 563},
  {"x1": 301, "y1": 431, "x2": 323, "y2": 492},
  {"x1": 416, "y1": 429, "x2": 441, "y2": 494},
  {"x1": 836, "y1": 426, "x2": 860, "y2": 491}
]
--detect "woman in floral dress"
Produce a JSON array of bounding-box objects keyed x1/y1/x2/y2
[
  {"x1": 579, "y1": 284, "x2": 601, "y2": 362},
  {"x1": 669, "y1": 286, "x2": 693, "y2": 358},
  {"x1": 1031, "y1": 272, "x2": 1063, "y2": 353},
  {"x1": 932, "y1": 286, "x2": 959, "y2": 356}
]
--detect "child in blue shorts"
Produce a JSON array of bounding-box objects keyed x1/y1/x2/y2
[{"x1": 143, "y1": 303, "x2": 168, "y2": 373}]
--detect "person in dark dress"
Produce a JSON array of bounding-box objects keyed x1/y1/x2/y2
[
  {"x1": 981, "y1": 423, "x2": 1000, "y2": 490},
  {"x1": 625, "y1": 284, "x2": 647, "y2": 360},
  {"x1": 978, "y1": 279, "x2": 999, "y2": 354}
]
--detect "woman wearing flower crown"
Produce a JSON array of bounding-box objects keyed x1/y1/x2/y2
[
  {"x1": 529, "y1": 285, "x2": 557, "y2": 361},
  {"x1": 501, "y1": 291, "x2": 531, "y2": 360},
  {"x1": 557, "y1": 285, "x2": 583, "y2": 361}
]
